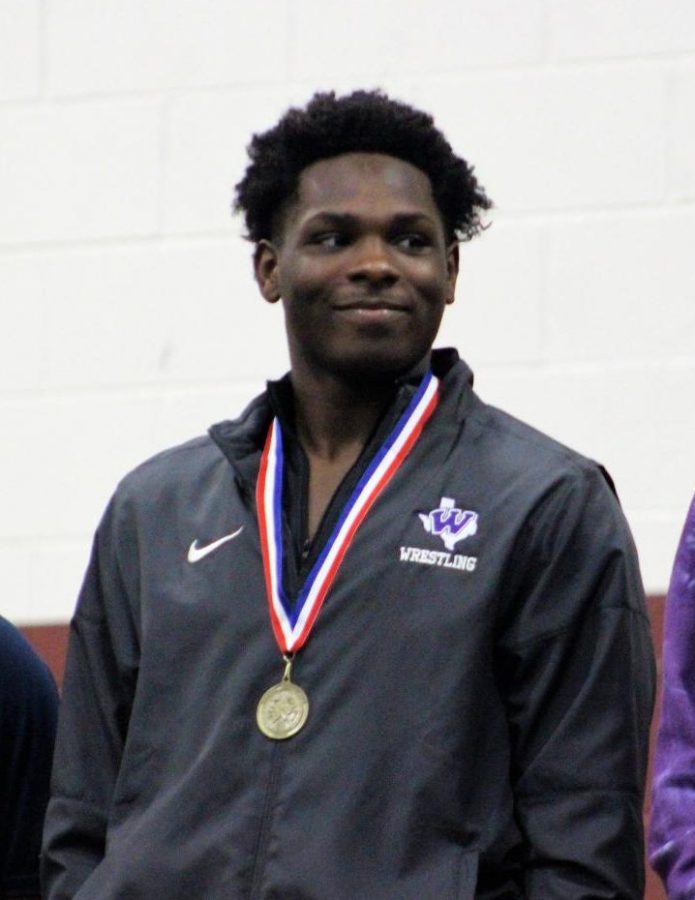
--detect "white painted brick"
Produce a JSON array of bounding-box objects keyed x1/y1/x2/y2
[
  {"x1": 2, "y1": 1, "x2": 691, "y2": 618},
  {"x1": 0, "y1": 393, "x2": 160, "y2": 539},
  {"x1": 162, "y1": 87, "x2": 309, "y2": 235},
  {"x1": 412, "y1": 67, "x2": 665, "y2": 211},
  {"x1": 289, "y1": 0, "x2": 542, "y2": 82},
  {"x1": 477, "y1": 363, "x2": 695, "y2": 593},
  {"x1": 5, "y1": 240, "x2": 288, "y2": 390},
  {"x1": 667, "y1": 64, "x2": 695, "y2": 201},
  {"x1": 0, "y1": 256, "x2": 43, "y2": 390},
  {"x1": 46, "y1": 0, "x2": 288, "y2": 96},
  {"x1": 29, "y1": 539, "x2": 94, "y2": 624},
  {"x1": 0, "y1": 0, "x2": 40, "y2": 100},
  {"x1": 439, "y1": 221, "x2": 542, "y2": 365},
  {"x1": 162, "y1": 239, "x2": 290, "y2": 381},
  {"x1": 477, "y1": 364, "x2": 695, "y2": 512},
  {"x1": 548, "y1": 0, "x2": 695, "y2": 61},
  {"x1": 544, "y1": 211, "x2": 695, "y2": 363},
  {"x1": 0, "y1": 101, "x2": 160, "y2": 244},
  {"x1": 0, "y1": 381, "x2": 291, "y2": 540},
  {"x1": 40, "y1": 246, "x2": 174, "y2": 388},
  {"x1": 0, "y1": 382, "x2": 272, "y2": 621},
  {"x1": 0, "y1": 539, "x2": 91, "y2": 625},
  {"x1": 0, "y1": 544, "x2": 33, "y2": 620},
  {"x1": 0, "y1": 379, "x2": 274, "y2": 615},
  {"x1": 149, "y1": 383, "x2": 269, "y2": 450},
  {"x1": 5, "y1": 381, "x2": 262, "y2": 623}
]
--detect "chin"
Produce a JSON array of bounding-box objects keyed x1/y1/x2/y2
[{"x1": 327, "y1": 347, "x2": 429, "y2": 383}]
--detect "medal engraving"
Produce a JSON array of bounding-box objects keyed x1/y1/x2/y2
[
  {"x1": 256, "y1": 655, "x2": 309, "y2": 740},
  {"x1": 257, "y1": 680, "x2": 309, "y2": 740}
]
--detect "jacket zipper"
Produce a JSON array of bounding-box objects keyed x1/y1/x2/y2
[{"x1": 248, "y1": 742, "x2": 284, "y2": 899}]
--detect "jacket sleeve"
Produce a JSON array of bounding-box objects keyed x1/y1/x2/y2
[
  {"x1": 649, "y1": 495, "x2": 695, "y2": 899},
  {"x1": 41, "y1": 496, "x2": 140, "y2": 900},
  {"x1": 495, "y1": 464, "x2": 655, "y2": 899}
]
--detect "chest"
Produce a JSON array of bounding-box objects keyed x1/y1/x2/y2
[{"x1": 305, "y1": 450, "x2": 361, "y2": 540}]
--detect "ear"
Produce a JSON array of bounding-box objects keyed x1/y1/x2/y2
[
  {"x1": 253, "y1": 240, "x2": 281, "y2": 303},
  {"x1": 445, "y1": 241, "x2": 459, "y2": 306}
]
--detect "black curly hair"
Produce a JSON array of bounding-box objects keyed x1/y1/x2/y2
[{"x1": 234, "y1": 90, "x2": 491, "y2": 244}]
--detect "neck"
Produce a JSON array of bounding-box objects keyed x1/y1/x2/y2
[{"x1": 291, "y1": 370, "x2": 398, "y2": 461}]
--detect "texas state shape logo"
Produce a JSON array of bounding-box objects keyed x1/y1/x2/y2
[{"x1": 419, "y1": 497, "x2": 479, "y2": 551}]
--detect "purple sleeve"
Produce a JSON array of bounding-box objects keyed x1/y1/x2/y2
[{"x1": 649, "y1": 494, "x2": 695, "y2": 899}]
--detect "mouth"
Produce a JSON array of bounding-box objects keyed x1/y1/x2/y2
[{"x1": 332, "y1": 298, "x2": 411, "y2": 320}]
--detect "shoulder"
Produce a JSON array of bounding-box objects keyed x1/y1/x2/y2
[
  {"x1": 456, "y1": 392, "x2": 641, "y2": 614},
  {"x1": 113, "y1": 390, "x2": 270, "y2": 508},
  {"x1": 86, "y1": 435, "x2": 229, "y2": 548},
  {"x1": 0, "y1": 616, "x2": 58, "y2": 718},
  {"x1": 460, "y1": 396, "x2": 617, "y2": 522},
  {"x1": 477, "y1": 400, "x2": 597, "y2": 474},
  {"x1": 437, "y1": 353, "x2": 609, "y2": 494},
  {"x1": 681, "y1": 492, "x2": 695, "y2": 547},
  {"x1": 460, "y1": 408, "x2": 647, "y2": 633},
  {"x1": 668, "y1": 492, "x2": 695, "y2": 604},
  {"x1": 0, "y1": 620, "x2": 55, "y2": 898},
  {"x1": 119, "y1": 434, "x2": 221, "y2": 493},
  {"x1": 0, "y1": 616, "x2": 55, "y2": 686}
]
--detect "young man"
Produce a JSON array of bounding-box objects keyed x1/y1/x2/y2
[{"x1": 43, "y1": 91, "x2": 654, "y2": 899}]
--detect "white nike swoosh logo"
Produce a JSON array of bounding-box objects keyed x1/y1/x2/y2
[{"x1": 187, "y1": 527, "x2": 244, "y2": 563}]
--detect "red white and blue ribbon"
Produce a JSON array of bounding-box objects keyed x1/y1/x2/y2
[{"x1": 256, "y1": 370, "x2": 440, "y2": 654}]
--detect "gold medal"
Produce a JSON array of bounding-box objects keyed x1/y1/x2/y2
[{"x1": 256, "y1": 655, "x2": 309, "y2": 740}]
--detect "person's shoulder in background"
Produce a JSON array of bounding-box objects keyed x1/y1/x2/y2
[
  {"x1": 0, "y1": 616, "x2": 59, "y2": 900},
  {"x1": 649, "y1": 494, "x2": 695, "y2": 900}
]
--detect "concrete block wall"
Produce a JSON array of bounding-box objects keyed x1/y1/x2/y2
[{"x1": 2, "y1": 0, "x2": 694, "y2": 624}]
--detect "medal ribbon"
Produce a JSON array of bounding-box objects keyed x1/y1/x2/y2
[{"x1": 256, "y1": 370, "x2": 440, "y2": 654}]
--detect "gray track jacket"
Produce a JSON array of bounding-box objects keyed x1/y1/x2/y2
[{"x1": 42, "y1": 351, "x2": 655, "y2": 899}]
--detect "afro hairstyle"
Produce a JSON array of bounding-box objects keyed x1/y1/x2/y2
[{"x1": 233, "y1": 90, "x2": 491, "y2": 244}]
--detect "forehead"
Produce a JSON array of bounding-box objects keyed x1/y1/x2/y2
[{"x1": 289, "y1": 153, "x2": 440, "y2": 224}]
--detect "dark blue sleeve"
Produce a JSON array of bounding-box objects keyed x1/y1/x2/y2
[{"x1": 0, "y1": 617, "x2": 59, "y2": 899}]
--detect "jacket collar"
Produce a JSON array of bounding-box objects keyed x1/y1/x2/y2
[{"x1": 208, "y1": 348, "x2": 473, "y2": 493}]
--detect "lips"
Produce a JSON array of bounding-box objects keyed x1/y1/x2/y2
[
  {"x1": 332, "y1": 296, "x2": 411, "y2": 313},
  {"x1": 333, "y1": 302, "x2": 410, "y2": 325}
]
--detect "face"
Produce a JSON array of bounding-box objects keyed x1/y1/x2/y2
[{"x1": 254, "y1": 153, "x2": 458, "y2": 385}]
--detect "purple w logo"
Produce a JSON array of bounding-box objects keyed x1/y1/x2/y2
[{"x1": 419, "y1": 497, "x2": 479, "y2": 552}]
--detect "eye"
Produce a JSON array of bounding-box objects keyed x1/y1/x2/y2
[
  {"x1": 393, "y1": 233, "x2": 432, "y2": 252},
  {"x1": 307, "y1": 231, "x2": 349, "y2": 249}
]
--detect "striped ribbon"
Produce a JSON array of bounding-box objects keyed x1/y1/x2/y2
[{"x1": 256, "y1": 370, "x2": 440, "y2": 653}]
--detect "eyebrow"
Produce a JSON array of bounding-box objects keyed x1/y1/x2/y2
[{"x1": 301, "y1": 211, "x2": 438, "y2": 230}]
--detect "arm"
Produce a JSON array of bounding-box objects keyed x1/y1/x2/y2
[
  {"x1": 41, "y1": 498, "x2": 140, "y2": 900},
  {"x1": 496, "y1": 465, "x2": 655, "y2": 899},
  {"x1": 649, "y1": 495, "x2": 695, "y2": 899}
]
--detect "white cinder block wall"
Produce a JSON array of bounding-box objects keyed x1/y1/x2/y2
[{"x1": 2, "y1": 0, "x2": 694, "y2": 624}]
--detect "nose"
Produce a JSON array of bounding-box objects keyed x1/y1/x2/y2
[{"x1": 347, "y1": 237, "x2": 399, "y2": 288}]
